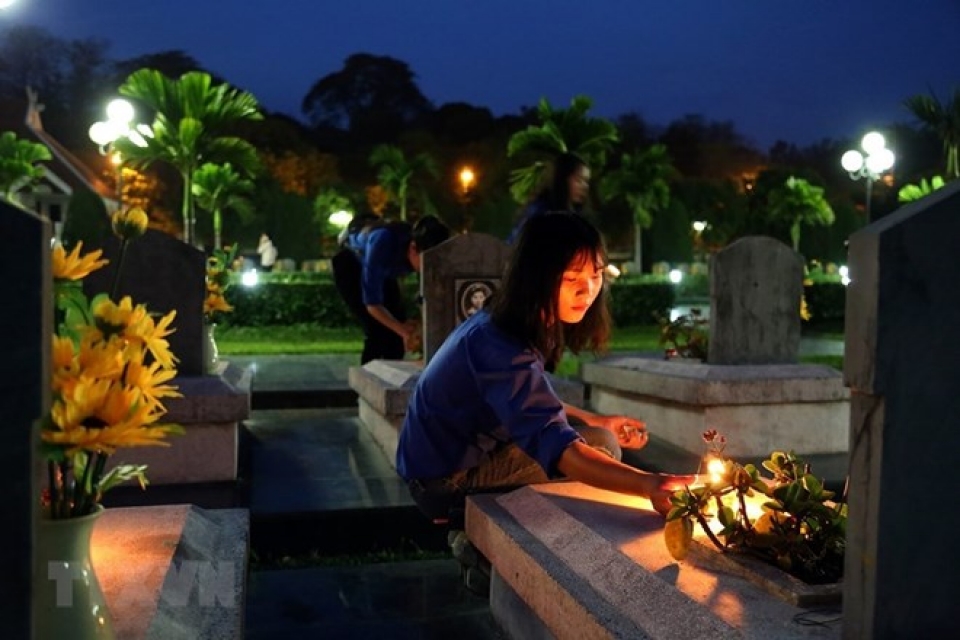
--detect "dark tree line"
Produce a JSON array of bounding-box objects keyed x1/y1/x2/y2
[{"x1": 0, "y1": 25, "x2": 948, "y2": 265}]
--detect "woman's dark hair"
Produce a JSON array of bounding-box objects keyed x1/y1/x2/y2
[
  {"x1": 537, "y1": 152, "x2": 588, "y2": 212},
  {"x1": 489, "y1": 211, "x2": 610, "y2": 365},
  {"x1": 412, "y1": 215, "x2": 451, "y2": 252}
]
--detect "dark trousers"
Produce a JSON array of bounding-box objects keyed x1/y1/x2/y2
[{"x1": 331, "y1": 248, "x2": 407, "y2": 364}]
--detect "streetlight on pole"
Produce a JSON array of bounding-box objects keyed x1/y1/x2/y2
[
  {"x1": 841, "y1": 131, "x2": 895, "y2": 221},
  {"x1": 88, "y1": 98, "x2": 147, "y2": 211},
  {"x1": 458, "y1": 165, "x2": 476, "y2": 232}
]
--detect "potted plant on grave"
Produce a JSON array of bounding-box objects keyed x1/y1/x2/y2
[
  {"x1": 202, "y1": 244, "x2": 238, "y2": 373},
  {"x1": 655, "y1": 308, "x2": 709, "y2": 361},
  {"x1": 663, "y1": 430, "x2": 846, "y2": 587}
]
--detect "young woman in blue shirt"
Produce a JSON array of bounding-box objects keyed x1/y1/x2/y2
[{"x1": 397, "y1": 211, "x2": 694, "y2": 522}]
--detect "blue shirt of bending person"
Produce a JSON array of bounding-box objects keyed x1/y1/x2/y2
[{"x1": 344, "y1": 224, "x2": 414, "y2": 306}]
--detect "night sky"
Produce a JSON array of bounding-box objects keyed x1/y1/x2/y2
[{"x1": 5, "y1": 0, "x2": 959, "y2": 148}]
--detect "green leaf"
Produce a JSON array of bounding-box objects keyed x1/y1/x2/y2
[
  {"x1": 802, "y1": 474, "x2": 823, "y2": 496},
  {"x1": 718, "y1": 505, "x2": 736, "y2": 527},
  {"x1": 98, "y1": 464, "x2": 150, "y2": 494}
]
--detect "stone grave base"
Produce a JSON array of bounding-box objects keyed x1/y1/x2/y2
[
  {"x1": 108, "y1": 362, "x2": 252, "y2": 484},
  {"x1": 466, "y1": 482, "x2": 841, "y2": 639},
  {"x1": 349, "y1": 360, "x2": 586, "y2": 469},
  {"x1": 582, "y1": 357, "x2": 850, "y2": 458},
  {"x1": 90, "y1": 504, "x2": 249, "y2": 639}
]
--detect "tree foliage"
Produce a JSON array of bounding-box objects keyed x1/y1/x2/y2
[
  {"x1": 0, "y1": 130, "x2": 52, "y2": 202},
  {"x1": 506, "y1": 95, "x2": 619, "y2": 203},
  {"x1": 301, "y1": 53, "x2": 433, "y2": 140},
  {"x1": 766, "y1": 176, "x2": 834, "y2": 252},
  {"x1": 113, "y1": 69, "x2": 263, "y2": 245},
  {"x1": 904, "y1": 88, "x2": 960, "y2": 179},
  {"x1": 192, "y1": 162, "x2": 256, "y2": 249},
  {"x1": 368, "y1": 144, "x2": 439, "y2": 221},
  {"x1": 600, "y1": 144, "x2": 675, "y2": 270}
]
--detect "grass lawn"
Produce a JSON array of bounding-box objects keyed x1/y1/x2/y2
[
  {"x1": 217, "y1": 323, "x2": 843, "y2": 371},
  {"x1": 217, "y1": 323, "x2": 666, "y2": 355}
]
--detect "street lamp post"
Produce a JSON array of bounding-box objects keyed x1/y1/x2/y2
[
  {"x1": 841, "y1": 131, "x2": 895, "y2": 221},
  {"x1": 88, "y1": 99, "x2": 145, "y2": 211},
  {"x1": 458, "y1": 166, "x2": 476, "y2": 232}
]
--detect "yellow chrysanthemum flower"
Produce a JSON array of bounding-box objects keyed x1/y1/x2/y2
[
  {"x1": 124, "y1": 358, "x2": 181, "y2": 410},
  {"x1": 111, "y1": 206, "x2": 149, "y2": 240},
  {"x1": 51, "y1": 242, "x2": 109, "y2": 281},
  {"x1": 93, "y1": 296, "x2": 139, "y2": 334},
  {"x1": 204, "y1": 292, "x2": 233, "y2": 317},
  {"x1": 124, "y1": 309, "x2": 179, "y2": 370},
  {"x1": 51, "y1": 333, "x2": 126, "y2": 396}
]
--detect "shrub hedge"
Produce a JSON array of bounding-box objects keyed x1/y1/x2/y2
[
  {"x1": 221, "y1": 277, "x2": 846, "y2": 329},
  {"x1": 223, "y1": 279, "x2": 677, "y2": 328}
]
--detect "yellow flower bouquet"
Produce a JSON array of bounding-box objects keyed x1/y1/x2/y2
[
  {"x1": 43, "y1": 207, "x2": 184, "y2": 519},
  {"x1": 204, "y1": 244, "x2": 238, "y2": 325}
]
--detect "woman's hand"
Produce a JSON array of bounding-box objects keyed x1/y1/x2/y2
[
  {"x1": 642, "y1": 473, "x2": 698, "y2": 517},
  {"x1": 595, "y1": 414, "x2": 649, "y2": 450}
]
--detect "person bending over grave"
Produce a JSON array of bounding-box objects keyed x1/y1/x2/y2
[
  {"x1": 332, "y1": 214, "x2": 451, "y2": 364},
  {"x1": 396, "y1": 212, "x2": 694, "y2": 591},
  {"x1": 506, "y1": 151, "x2": 591, "y2": 244}
]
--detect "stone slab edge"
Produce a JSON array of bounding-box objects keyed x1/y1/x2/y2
[
  {"x1": 358, "y1": 398, "x2": 401, "y2": 468},
  {"x1": 148, "y1": 506, "x2": 249, "y2": 640},
  {"x1": 165, "y1": 362, "x2": 252, "y2": 423},
  {"x1": 348, "y1": 362, "x2": 420, "y2": 416},
  {"x1": 582, "y1": 358, "x2": 848, "y2": 406},
  {"x1": 467, "y1": 488, "x2": 737, "y2": 640}
]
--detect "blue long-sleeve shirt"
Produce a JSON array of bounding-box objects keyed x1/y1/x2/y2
[
  {"x1": 344, "y1": 224, "x2": 413, "y2": 305},
  {"x1": 396, "y1": 310, "x2": 582, "y2": 480}
]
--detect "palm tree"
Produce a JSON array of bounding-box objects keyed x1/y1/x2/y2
[
  {"x1": 898, "y1": 175, "x2": 945, "y2": 203},
  {"x1": 904, "y1": 88, "x2": 960, "y2": 179},
  {"x1": 191, "y1": 162, "x2": 255, "y2": 249},
  {"x1": 0, "y1": 131, "x2": 51, "y2": 204},
  {"x1": 368, "y1": 144, "x2": 439, "y2": 221},
  {"x1": 767, "y1": 177, "x2": 834, "y2": 252},
  {"x1": 599, "y1": 145, "x2": 674, "y2": 271},
  {"x1": 506, "y1": 95, "x2": 619, "y2": 203},
  {"x1": 113, "y1": 69, "x2": 263, "y2": 245}
]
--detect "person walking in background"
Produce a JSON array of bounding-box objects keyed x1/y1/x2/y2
[
  {"x1": 506, "y1": 152, "x2": 591, "y2": 244},
  {"x1": 398, "y1": 212, "x2": 694, "y2": 551},
  {"x1": 257, "y1": 233, "x2": 277, "y2": 271},
  {"x1": 332, "y1": 214, "x2": 451, "y2": 364}
]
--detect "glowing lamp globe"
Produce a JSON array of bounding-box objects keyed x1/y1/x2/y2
[{"x1": 841, "y1": 150, "x2": 864, "y2": 173}]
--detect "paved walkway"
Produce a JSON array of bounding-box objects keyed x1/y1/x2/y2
[{"x1": 230, "y1": 359, "x2": 501, "y2": 638}]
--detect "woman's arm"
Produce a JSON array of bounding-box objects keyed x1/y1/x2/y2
[{"x1": 556, "y1": 441, "x2": 694, "y2": 514}]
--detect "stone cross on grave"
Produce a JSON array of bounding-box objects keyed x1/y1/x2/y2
[
  {"x1": 708, "y1": 235, "x2": 804, "y2": 365},
  {"x1": 842, "y1": 181, "x2": 960, "y2": 638},
  {"x1": 419, "y1": 232, "x2": 511, "y2": 362}
]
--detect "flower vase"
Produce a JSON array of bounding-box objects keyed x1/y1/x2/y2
[
  {"x1": 35, "y1": 506, "x2": 115, "y2": 639},
  {"x1": 203, "y1": 322, "x2": 219, "y2": 374}
]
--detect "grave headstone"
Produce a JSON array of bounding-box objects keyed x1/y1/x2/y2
[
  {"x1": 85, "y1": 229, "x2": 206, "y2": 376},
  {"x1": 420, "y1": 232, "x2": 511, "y2": 362},
  {"x1": 843, "y1": 182, "x2": 960, "y2": 638},
  {"x1": 708, "y1": 236, "x2": 803, "y2": 364},
  {"x1": 1, "y1": 200, "x2": 48, "y2": 638}
]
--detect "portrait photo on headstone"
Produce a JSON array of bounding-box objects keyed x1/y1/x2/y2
[{"x1": 455, "y1": 278, "x2": 497, "y2": 324}]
